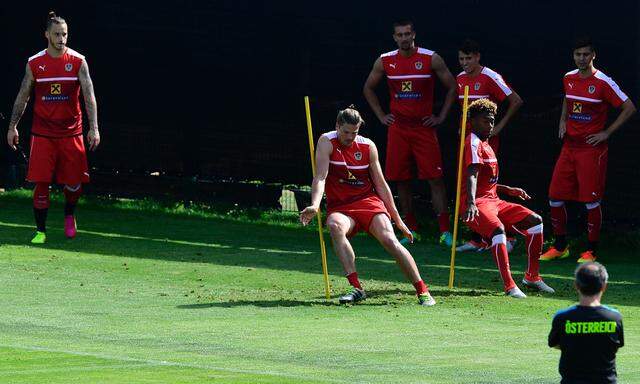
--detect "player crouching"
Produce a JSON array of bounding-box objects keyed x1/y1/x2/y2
[
  {"x1": 300, "y1": 106, "x2": 435, "y2": 306},
  {"x1": 461, "y1": 99, "x2": 554, "y2": 298}
]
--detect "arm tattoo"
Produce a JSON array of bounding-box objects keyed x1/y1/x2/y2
[
  {"x1": 9, "y1": 72, "x2": 34, "y2": 129},
  {"x1": 79, "y1": 61, "x2": 99, "y2": 131}
]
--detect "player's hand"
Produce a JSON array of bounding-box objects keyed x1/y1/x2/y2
[
  {"x1": 7, "y1": 127, "x2": 19, "y2": 150},
  {"x1": 422, "y1": 114, "x2": 443, "y2": 127},
  {"x1": 586, "y1": 131, "x2": 610, "y2": 146},
  {"x1": 558, "y1": 120, "x2": 566, "y2": 139},
  {"x1": 379, "y1": 114, "x2": 395, "y2": 126},
  {"x1": 299, "y1": 206, "x2": 318, "y2": 226},
  {"x1": 463, "y1": 202, "x2": 479, "y2": 222},
  {"x1": 396, "y1": 220, "x2": 414, "y2": 243},
  {"x1": 506, "y1": 187, "x2": 531, "y2": 200},
  {"x1": 87, "y1": 128, "x2": 101, "y2": 151}
]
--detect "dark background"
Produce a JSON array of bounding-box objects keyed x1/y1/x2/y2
[{"x1": 2, "y1": 1, "x2": 639, "y2": 224}]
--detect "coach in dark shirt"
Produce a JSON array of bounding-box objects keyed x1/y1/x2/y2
[{"x1": 549, "y1": 262, "x2": 624, "y2": 383}]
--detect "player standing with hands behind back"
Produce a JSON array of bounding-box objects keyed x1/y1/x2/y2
[{"x1": 7, "y1": 11, "x2": 100, "y2": 244}]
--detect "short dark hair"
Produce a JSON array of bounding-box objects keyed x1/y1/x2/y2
[
  {"x1": 575, "y1": 262, "x2": 608, "y2": 296},
  {"x1": 459, "y1": 39, "x2": 481, "y2": 55},
  {"x1": 393, "y1": 20, "x2": 414, "y2": 32},
  {"x1": 574, "y1": 36, "x2": 595, "y2": 52},
  {"x1": 468, "y1": 98, "x2": 497, "y2": 119},
  {"x1": 336, "y1": 105, "x2": 364, "y2": 126},
  {"x1": 46, "y1": 11, "x2": 66, "y2": 30}
]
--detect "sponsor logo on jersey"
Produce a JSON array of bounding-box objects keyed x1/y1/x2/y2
[
  {"x1": 50, "y1": 84, "x2": 62, "y2": 95},
  {"x1": 569, "y1": 114, "x2": 592, "y2": 122},
  {"x1": 474, "y1": 82, "x2": 481, "y2": 91},
  {"x1": 354, "y1": 152, "x2": 362, "y2": 161},
  {"x1": 389, "y1": 63, "x2": 396, "y2": 69},
  {"x1": 588, "y1": 85, "x2": 596, "y2": 94},
  {"x1": 42, "y1": 95, "x2": 70, "y2": 101},
  {"x1": 415, "y1": 61, "x2": 423, "y2": 70},
  {"x1": 401, "y1": 81, "x2": 412, "y2": 91},
  {"x1": 572, "y1": 102, "x2": 582, "y2": 113},
  {"x1": 65, "y1": 63, "x2": 73, "y2": 72},
  {"x1": 339, "y1": 170, "x2": 365, "y2": 186},
  {"x1": 38, "y1": 65, "x2": 46, "y2": 71}
]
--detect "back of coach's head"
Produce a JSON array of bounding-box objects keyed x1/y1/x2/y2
[{"x1": 575, "y1": 262, "x2": 609, "y2": 296}]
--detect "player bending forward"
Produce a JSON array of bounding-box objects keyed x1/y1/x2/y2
[
  {"x1": 300, "y1": 107, "x2": 435, "y2": 306},
  {"x1": 462, "y1": 99, "x2": 554, "y2": 298}
]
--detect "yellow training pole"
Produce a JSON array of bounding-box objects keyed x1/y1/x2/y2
[
  {"x1": 304, "y1": 96, "x2": 331, "y2": 300},
  {"x1": 448, "y1": 86, "x2": 470, "y2": 289}
]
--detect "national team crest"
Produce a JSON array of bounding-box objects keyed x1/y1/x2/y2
[
  {"x1": 354, "y1": 152, "x2": 362, "y2": 161},
  {"x1": 588, "y1": 85, "x2": 596, "y2": 94},
  {"x1": 474, "y1": 82, "x2": 481, "y2": 91},
  {"x1": 414, "y1": 61, "x2": 423, "y2": 70},
  {"x1": 65, "y1": 63, "x2": 73, "y2": 72}
]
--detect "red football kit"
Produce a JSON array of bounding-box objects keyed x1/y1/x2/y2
[
  {"x1": 323, "y1": 131, "x2": 389, "y2": 236},
  {"x1": 381, "y1": 47, "x2": 442, "y2": 180},
  {"x1": 462, "y1": 133, "x2": 533, "y2": 238},
  {"x1": 457, "y1": 67, "x2": 512, "y2": 152},
  {"x1": 549, "y1": 69, "x2": 628, "y2": 202},
  {"x1": 463, "y1": 132, "x2": 542, "y2": 290},
  {"x1": 26, "y1": 48, "x2": 89, "y2": 185}
]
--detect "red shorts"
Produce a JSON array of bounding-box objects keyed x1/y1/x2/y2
[
  {"x1": 385, "y1": 123, "x2": 443, "y2": 181},
  {"x1": 465, "y1": 198, "x2": 534, "y2": 238},
  {"x1": 548, "y1": 145, "x2": 607, "y2": 202},
  {"x1": 327, "y1": 195, "x2": 390, "y2": 237},
  {"x1": 27, "y1": 135, "x2": 89, "y2": 185}
]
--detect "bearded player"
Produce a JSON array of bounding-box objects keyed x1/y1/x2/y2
[
  {"x1": 462, "y1": 99, "x2": 554, "y2": 298},
  {"x1": 7, "y1": 11, "x2": 100, "y2": 243},
  {"x1": 300, "y1": 107, "x2": 436, "y2": 306}
]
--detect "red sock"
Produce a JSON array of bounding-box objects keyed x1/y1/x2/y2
[
  {"x1": 346, "y1": 272, "x2": 362, "y2": 289},
  {"x1": 549, "y1": 202, "x2": 567, "y2": 236},
  {"x1": 63, "y1": 184, "x2": 82, "y2": 205},
  {"x1": 491, "y1": 234, "x2": 516, "y2": 291},
  {"x1": 587, "y1": 203, "x2": 602, "y2": 243},
  {"x1": 33, "y1": 183, "x2": 50, "y2": 209},
  {"x1": 437, "y1": 212, "x2": 450, "y2": 233},
  {"x1": 413, "y1": 280, "x2": 428, "y2": 295},
  {"x1": 404, "y1": 213, "x2": 419, "y2": 232},
  {"x1": 524, "y1": 225, "x2": 543, "y2": 281}
]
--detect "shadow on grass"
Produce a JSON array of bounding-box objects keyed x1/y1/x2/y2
[{"x1": 1, "y1": 194, "x2": 639, "y2": 307}]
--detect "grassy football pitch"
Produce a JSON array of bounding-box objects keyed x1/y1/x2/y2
[{"x1": 0, "y1": 190, "x2": 638, "y2": 383}]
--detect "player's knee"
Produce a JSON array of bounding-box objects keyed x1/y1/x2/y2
[
  {"x1": 549, "y1": 200, "x2": 565, "y2": 207},
  {"x1": 529, "y1": 213, "x2": 543, "y2": 226},
  {"x1": 379, "y1": 232, "x2": 399, "y2": 250},
  {"x1": 327, "y1": 221, "x2": 347, "y2": 237}
]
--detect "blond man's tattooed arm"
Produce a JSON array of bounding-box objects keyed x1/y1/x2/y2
[
  {"x1": 79, "y1": 60, "x2": 100, "y2": 150},
  {"x1": 7, "y1": 64, "x2": 34, "y2": 150}
]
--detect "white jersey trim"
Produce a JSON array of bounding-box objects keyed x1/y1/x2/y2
[
  {"x1": 594, "y1": 71, "x2": 628, "y2": 102},
  {"x1": 322, "y1": 132, "x2": 371, "y2": 145},
  {"x1": 65, "y1": 48, "x2": 85, "y2": 60},
  {"x1": 564, "y1": 69, "x2": 579, "y2": 77},
  {"x1": 457, "y1": 70, "x2": 466, "y2": 77},
  {"x1": 565, "y1": 94, "x2": 603, "y2": 103},
  {"x1": 330, "y1": 161, "x2": 369, "y2": 170},
  {"x1": 322, "y1": 131, "x2": 338, "y2": 140},
  {"x1": 417, "y1": 47, "x2": 434, "y2": 56},
  {"x1": 470, "y1": 133, "x2": 482, "y2": 164},
  {"x1": 481, "y1": 67, "x2": 513, "y2": 97},
  {"x1": 381, "y1": 49, "x2": 398, "y2": 58},
  {"x1": 35, "y1": 77, "x2": 79, "y2": 82},
  {"x1": 28, "y1": 50, "x2": 47, "y2": 62},
  {"x1": 387, "y1": 74, "x2": 432, "y2": 79}
]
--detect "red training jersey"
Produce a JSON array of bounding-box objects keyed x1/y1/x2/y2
[
  {"x1": 323, "y1": 131, "x2": 376, "y2": 209},
  {"x1": 563, "y1": 69, "x2": 628, "y2": 148},
  {"x1": 461, "y1": 132, "x2": 499, "y2": 207},
  {"x1": 28, "y1": 48, "x2": 85, "y2": 137},
  {"x1": 457, "y1": 66, "x2": 512, "y2": 107},
  {"x1": 381, "y1": 47, "x2": 435, "y2": 124}
]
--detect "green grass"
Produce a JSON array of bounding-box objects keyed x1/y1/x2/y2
[{"x1": 0, "y1": 189, "x2": 638, "y2": 383}]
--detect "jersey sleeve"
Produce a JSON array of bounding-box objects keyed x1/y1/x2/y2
[
  {"x1": 548, "y1": 314, "x2": 561, "y2": 347},
  {"x1": 464, "y1": 137, "x2": 483, "y2": 167},
  {"x1": 487, "y1": 73, "x2": 512, "y2": 102},
  {"x1": 601, "y1": 76, "x2": 628, "y2": 108}
]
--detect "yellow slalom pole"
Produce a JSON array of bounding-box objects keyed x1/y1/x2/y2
[
  {"x1": 448, "y1": 85, "x2": 470, "y2": 289},
  {"x1": 304, "y1": 96, "x2": 331, "y2": 300}
]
